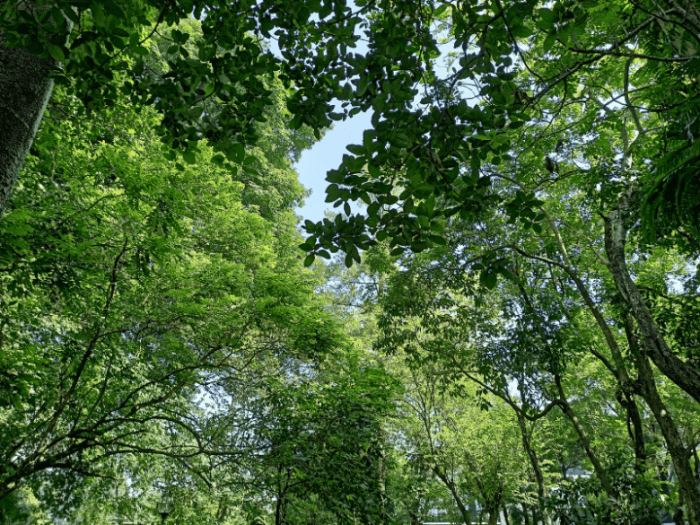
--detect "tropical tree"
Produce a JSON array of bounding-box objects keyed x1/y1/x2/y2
[
  {"x1": 391, "y1": 359, "x2": 529, "y2": 525},
  {"x1": 298, "y1": 1, "x2": 700, "y2": 521},
  {"x1": 301, "y1": 0, "x2": 700, "y2": 411},
  {"x1": 0, "y1": 0, "x2": 444, "y2": 219},
  {"x1": 239, "y1": 347, "x2": 395, "y2": 525},
  {"x1": 0, "y1": 75, "x2": 340, "y2": 505}
]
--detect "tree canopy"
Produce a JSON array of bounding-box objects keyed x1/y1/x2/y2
[{"x1": 2, "y1": 0, "x2": 700, "y2": 524}]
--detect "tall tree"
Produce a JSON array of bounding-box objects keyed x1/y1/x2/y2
[
  {"x1": 0, "y1": 0, "x2": 433, "y2": 218},
  {"x1": 301, "y1": 0, "x2": 700, "y2": 410},
  {"x1": 0, "y1": 77, "x2": 338, "y2": 504}
]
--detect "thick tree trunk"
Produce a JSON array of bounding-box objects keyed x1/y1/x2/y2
[
  {"x1": 0, "y1": 25, "x2": 56, "y2": 219},
  {"x1": 0, "y1": 2, "x2": 76, "y2": 220}
]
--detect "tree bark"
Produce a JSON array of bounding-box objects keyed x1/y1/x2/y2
[
  {"x1": 624, "y1": 316, "x2": 700, "y2": 524},
  {"x1": 0, "y1": 10, "x2": 57, "y2": 220},
  {"x1": 604, "y1": 191, "x2": 700, "y2": 403},
  {"x1": 433, "y1": 465, "x2": 472, "y2": 525},
  {"x1": 515, "y1": 412, "x2": 552, "y2": 525},
  {"x1": 554, "y1": 375, "x2": 617, "y2": 499}
]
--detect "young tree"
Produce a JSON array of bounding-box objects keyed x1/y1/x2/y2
[{"x1": 392, "y1": 362, "x2": 528, "y2": 525}]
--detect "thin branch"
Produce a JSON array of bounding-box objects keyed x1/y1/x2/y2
[
  {"x1": 624, "y1": 58, "x2": 646, "y2": 137},
  {"x1": 568, "y1": 47, "x2": 694, "y2": 62}
]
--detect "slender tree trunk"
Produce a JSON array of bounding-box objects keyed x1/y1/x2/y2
[
  {"x1": 521, "y1": 504, "x2": 531, "y2": 525},
  {"x1": 554, "y1": 375, "x2": 617, "y2": 499},
  {"x1": 377, "y1": 419, "x2": 387, "y2": 525},
  {"x1": 515, "y1": 412, "x2": 551, "y2": 525},
  {"x1": 543, "y1": 217, "x2": 647, "y2": 470},
  {"x1": 604, "y1": 192, "x2": 700, "y2": 403},
  {"x1": 433, "y1": 465, "x2": 472, "y2": 525},
  {"x1": 0, "y1": 4, "x2": 60, "y2": 219},
  {"x1": 488, "y1": 508, "x2": 499, "y2": 525},
  {"x1": 617, "y1": 388, "x2": 647, "y2": 471},
  {"x1": 637, "y1": 354, "x2": 700, "y2": 523},
  {"x1": 624, "y1": 316, "x2": 700, "y2": 524},
  {"x1": 674, "y1": 489, "x2": 687, "y2": 525},
  {"x1": 560, "y1": 268, "x2": 647, "y2": 469}
]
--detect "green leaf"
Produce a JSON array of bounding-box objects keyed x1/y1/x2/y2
[
  {"x1": 537, "y1": 8, "x2": 556, "y2": 30},
  {"x1": 91, "y1": 4, "x2": 107, "y2": 26},
  {"x1": 543, "y1": 32, "x2": 557, "y2": 53},
  {"x1": 428, "y1": 234, "x2": 447, "y2": 246},
  {"x1": 480, "y1": 270, "x2": 498, "y2": 290},
  {"x1": 347, "y1": 144, "x2": 365, "y2": 155},
  {"x1": 48, "y1": 45, "x2": 66, "y2": 61},
  {"x1": 11, "y1": 395, "x2": 23, "y2": 411},
  {"x1": 182, "y1": 150, "x2": 197, "y2": 164},
  {"x1": 102, "y1": 0, "x2": 126, "y2": 18},
  {"x1": 227, "y1": 142, "x2": 245, "y2": 163},
  {"x1": 303, "y1": 254, "x2": 315, "y2": 267},
  {"x1": 288, "y1": 114, "x2": 302, "y2": 130},
  {"x1": 511, "y1": 24, "x2": 534, "y2": 38},
  {"x1": 433, "y1": 3, "x2": 450, "y2": 17},
  {"x1": 357, "y1": 76, "x2": 370, "y2": 97}
]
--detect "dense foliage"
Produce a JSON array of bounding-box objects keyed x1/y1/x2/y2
[{"x1": 1, "y1": 0, "x2": 700, "y2": 524}]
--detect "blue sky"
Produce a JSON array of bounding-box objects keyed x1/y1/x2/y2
[{"x1": 294, "y1": 112, "x2": 371, "y2": 224}]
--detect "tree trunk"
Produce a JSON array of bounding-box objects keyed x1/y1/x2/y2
[
  {"x1": 604, "y1": 192, "x2": 700, "y2": 403},
  {"x1": 637, "y1": 353, "x2": 700, "y2": 523},
  {"x1": 0, "y1": 10, "x2": 58, "y2": 219},
  {"x1": 624, "y1": 317, "x2": 700, "y2": 524},
  {"x1": 674, "y1": 489, "x2": 687, "y2": 525},
  {"x1": 486, "y1": 504, "x2": 499, "y2": 525},
  {"x1": 544, "y1": 215, "x2": 647, "y2": 470},
  {"x1": 521, "y1": 503, "x2": 531, "y2": 525},
  {"x1": 515, "y1": 412, "x2": 552, "y2": 525},
  {"x1": 377, "y1": 419, "x2": 387, "y2": 525},
  {"x1": 554, "y1": 375, "x2": 617, "y2": 499},
  {"x1": 433, "y1": 465, "x2": 472, "y2": 525}
]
